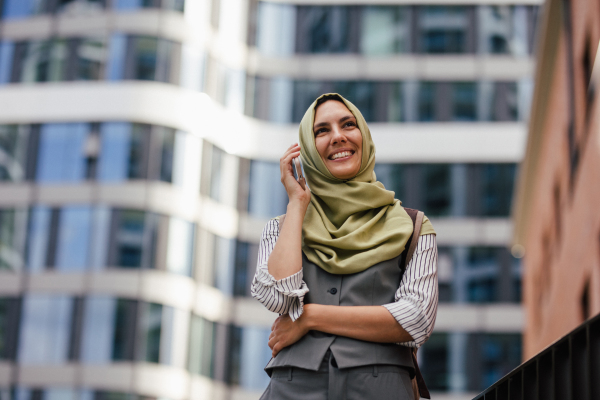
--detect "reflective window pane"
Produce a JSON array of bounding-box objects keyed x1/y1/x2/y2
[
  {"x1": 156, "y1": 127, "x2": 175, "y2": 183},
  {"x1": 465, "y1": 334, "x2": 522, "y2": 391},
  {"x1": 422, "y1": 164, "x2": 451, "y2": 216},
  {"x1": 0, "y1": 297, "x2": 19, "y2": 360},
  {"x1": 213, "y1": 235, "x2": 234, "y2": 295},
  {"x1": 478, "y1": 6, "x2": 529, "y2": 56},
  {"x1": 361, "y1": 6, "x2": 410, "y2": 55},
  {"x1": 98, "y1": 123, "x2": 149, "y2": 182},
  {"x1": 0, "y1": 125, "x2": 28, "y2": 182},
  {"x1": 74, "y1": 38, "x2": 106, "y2": 81},
  {"x1": 127, "y1": 36, "x2": 158, "y2": 81},
  {"x1": 2, "y1": 0, "x2": 48, "y2": 19},
  {"x1": 56, "y1": 0, "x2": 105, "y2": 14},
  {"x1": 108, "y1": 210, "x2": 157, "y2": 269},
  {"x1": 228, "y1": 326, "x2": 271, "y2": 390},
  {"x1": 247, "y1": 160, "x2": 287, "y2": 219},
  {"x1": 233, "y1": 240, "x2": 258, "y2": 297},
  {"x1": 16, "y1": 40, "x2": 69, "y2": 83},
  {"x1": 0, "y1": 42, "x2": 15, "y2": 85},
  {"x1": 332, "y1": 81, "x2": 375, "y2": 122},
  {"x1": 296, "y1": 6, "x2": 356, "y2": 53},
  {"x1": 114, "y1": 0, "x2": 159, "y2": 10},
  {"x1": 188, "y1": 315, "x2": 215, "y2": 378},
  {"x1": 26, "y1": 206, "x2": 51, "y2": 272},
  {"x1": 452, "y1": 82, "x2": 477, "y2": 121},
  {"x1": 166, "y1": 217, "x2": 194, "y2": 276},
  {"x1": 81, "y1": 296, "x2": 117, "y2": 363},
  {"x1": 418, "y1": 82, "x2": 435, "y2": 122},
  {"x1": 256, "y1": 3, "x2": 296, "y2": 57},
  {"x1": 36, "y1": 123, "x2": 90, "y2": 183},
  {"x1": 107, "y1": 34, "x2": 127, "y2": 81},
  {"x1": 18, "y1": 295, "x2": 73, "y2": 364},
  {"x1": 55, "y1": 206, "x2": 93, "y2": 271},
  {"x1": 0, "y1": 209, "x2": 28, "y2": 272},
  {"x1": 418, "y1": 6, "x2": 470, "y2": 54},
  {"x1": 111, "y1": 299, "x2": 138, "y2": 361},
  {"x1": 137, "y1": 302, "x2": 162, "y2": 363}
]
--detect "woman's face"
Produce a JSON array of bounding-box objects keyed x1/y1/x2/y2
[{"x1": 313, "y1": 100, "x2": 363, "y2": 180}]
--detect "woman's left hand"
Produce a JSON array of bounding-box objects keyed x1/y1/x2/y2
[{"x1": 268, "y1": 313, "x2": 309, "y2": 357}]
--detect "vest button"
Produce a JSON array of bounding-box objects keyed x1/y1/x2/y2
[{"x1": 329, "y1": 288, "x2": 337, "y2": 295}]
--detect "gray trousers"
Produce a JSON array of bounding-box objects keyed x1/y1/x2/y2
[{"x1": 260, "y1": 351, "x2": 414, "y2": 400}]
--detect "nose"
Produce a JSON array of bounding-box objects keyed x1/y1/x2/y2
[{"x1": 330, "y1": 125, "x2": 347, "y2": 144}]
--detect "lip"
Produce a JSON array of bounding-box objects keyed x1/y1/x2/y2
[{"x1": 328, "y1": 148, "x2": 355, "y2": 161}]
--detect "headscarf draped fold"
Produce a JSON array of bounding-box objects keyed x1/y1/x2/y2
[{"x1": 299, "y1": 93, "x2": 435, "y2": 275}]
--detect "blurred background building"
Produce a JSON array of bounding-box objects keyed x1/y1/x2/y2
[
  {"x1": 513, "y1": 0, "x2": 599, "y2": 360},
  {"x1": 0, "y1": 1, "x2": 542, "y2": 400}
]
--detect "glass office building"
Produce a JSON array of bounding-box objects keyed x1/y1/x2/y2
[{"x1": 0, "y1": 1, "x2": 539, "y2": 399}]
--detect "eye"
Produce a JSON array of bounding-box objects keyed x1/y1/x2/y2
[
  {"x1": 314, "y1": 127, "x2": 328, "y2": 136},
  {"x1": 343, "y1": 121, "x2": 356, "y2": 128}
]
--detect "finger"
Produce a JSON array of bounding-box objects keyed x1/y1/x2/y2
[
  {"x1": 268, "y1": 337, "x2": 276, "y2": 350},
  {"x1": 280, "y1": 144, "x2": 301, "y2": 163}
]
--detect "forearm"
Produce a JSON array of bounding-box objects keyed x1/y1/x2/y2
[
  {"x1": 301, "y1": 304, "x2": 414, "y2": 343},
  {"x1": 267, "y1": 202, "x2": 306, "y2": 280}
]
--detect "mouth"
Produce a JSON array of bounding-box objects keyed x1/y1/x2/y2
[{"x1": 328, "y1": 150, "x2": 355, "y2": 161}]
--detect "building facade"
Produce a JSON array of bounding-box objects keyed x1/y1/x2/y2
[
  {"x1": 0, "y1": 1, "x2": 539, "y2": 399},
  {"x1": 513, "y1": 0, "x2": 600, "y2": 360}
]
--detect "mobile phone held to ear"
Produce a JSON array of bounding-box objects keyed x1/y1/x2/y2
[{"x1": 293, "y1": 157, "x2": 306, "y2": 190}]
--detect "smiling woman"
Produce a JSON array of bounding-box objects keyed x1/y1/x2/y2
[{"x1": 251, "y1": 93, "x2": 438, "y2": 400}]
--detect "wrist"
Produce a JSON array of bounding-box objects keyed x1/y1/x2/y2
[
  {"x1": 300, "y1": 303, "x2": 317, "y2": 331},
  {"x1": 287, "y1": 200, "x2": 308, "y2": 215}
]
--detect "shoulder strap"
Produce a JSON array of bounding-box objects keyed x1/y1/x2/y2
[{"x1": 404, "y1": 211, "x2": 424, "y2": 269}]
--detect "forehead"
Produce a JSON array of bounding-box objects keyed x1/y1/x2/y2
[{"x1": 314, "y1": 100, "x2": 354, "y2": 123}]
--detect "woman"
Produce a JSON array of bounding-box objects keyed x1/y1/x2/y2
[{"x1": 251, "y1": 93, "x2": 438, "y2": 399}]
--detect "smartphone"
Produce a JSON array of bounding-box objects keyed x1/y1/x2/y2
[{"x1": 293, "y1": 157, "x2": 306, "y2": 190}]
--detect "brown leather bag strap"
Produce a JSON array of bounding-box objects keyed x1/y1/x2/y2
[{"x1": 404, "y1": 211, "x2": 424, "y2": 269}]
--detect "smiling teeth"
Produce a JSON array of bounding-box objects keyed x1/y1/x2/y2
[{"x1": 331, "y1": 151, "x2": 352, "y2": 160}]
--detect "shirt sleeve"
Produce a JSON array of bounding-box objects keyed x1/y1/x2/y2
[
  {"x1": 383, "y1": 234, "x2": 438, "y2": 348},
  {"x1": 250, "y1": 218, "x2": 309, "y2": 321}
]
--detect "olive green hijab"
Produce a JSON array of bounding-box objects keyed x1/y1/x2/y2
[{"x1": 299, "y1": 93, "x2": 435, "y2": 275}]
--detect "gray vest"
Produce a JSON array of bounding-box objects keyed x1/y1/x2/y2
[{"x1": 266, "y1": 254, "x2": 414, "y2": 373}]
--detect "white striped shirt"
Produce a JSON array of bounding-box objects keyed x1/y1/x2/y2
[{"x1": 251, "y1": 218, "x2": 438, "y2": 348}]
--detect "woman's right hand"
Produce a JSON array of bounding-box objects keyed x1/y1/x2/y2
[{"x1": 280, "y1": 143, "x2": 311, "y2": 210}]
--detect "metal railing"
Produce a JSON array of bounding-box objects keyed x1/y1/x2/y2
[{"x1": 472, "y1": 312, "x2": 600, "y2": 400}]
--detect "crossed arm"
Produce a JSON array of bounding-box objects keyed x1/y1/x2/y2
[{"x1": 263, "y1": 202, "x2": 414, "y2": 357}]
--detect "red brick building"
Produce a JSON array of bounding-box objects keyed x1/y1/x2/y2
[{"x1": 513, "y1": 0, "x2": 600, "y2": 359}]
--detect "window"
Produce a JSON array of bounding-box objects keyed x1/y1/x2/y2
[
  {"x1": 466, "y1": 334, "x2": 522, "y2": 391},
  {"x1": 422, "y1": 164, "x2": 451, "y2": 216},
  {"x1": 247, "y1": 160, "x2": 288, "y2": 219},
  {"x1": 418, "y1": 6, "x2": 470, "y2": 54},
  {"x1": 137, "y1": 302, "x2": 162, "y2": 363},
  {"x1": 292, "y1": 80, "x2": 323, "y2": 122},
  {"x1": 73, "y1": 38, "x2": 106, "y2": 80},
  {"x1": 123, "y1": 36, "x2": 180, "y2": 83},
  {"x1": 55, "y1": 206, "x2": 93, "y2": 271},
  {"x1": 479, "y1": 164, "x2": 516, "y2": 217},
  {"x1": 212, "y1": 235, "x2": 235, "y2": 295},
  {"x1": 0, "y1": 209, "x2": 27, "y2": 272},
  {"x1": 418, "y1": 82, "x2": 435, "y2": 122},
  {"x1": 228, "y1": 326, "x2": 271, "y2": 390},
  {"x1": 114, "y1": 0, "x2": 184, "y2": 12},
  {"x1": 256, "y1": 3, "x2": 296, "y2": 56},
  {"x1": 80, "y1": 297, "x2": 137, "y2": 362},
  {"x1": 188, "y1": 315, "x2": 216, "y2": 378},
  {"x1": 477, "y1": 6, "x2": 529, "y2": 56},
  {"x1": 0, "y1": 297, "x2": 20, "y2": 360},
  {"x1": 453, "y1": 82, "x2": 477, "y2": 121},
  {"x1": 419, "y1": 333, "x2": 450, "y2": 391},
  {"x1": 361, "y1": 6, "x2": 410, "y2": 55},
  {"x1": 332, "y1": 81, "x2": 376, "y2": 122},
  {"x1": 55, "y1": 0, "x2": 106, "y2": 14},
  {"x1": 296, "y1": 6, "x2": 357, "y2": 53},
  {"x1": 107, "y1": 209, "x2": 159, "y2": 269},
  {"x1": 13, "y1": 40, "x2": 69, "y2": 83},
  {"x1": 18, "y1": 295, "x2": 74, "y2": 364},
  {"x1": 166, "y1": 217, "x2": 195, "y2": 276},
  {"x1": 233, "y1": 240, "x2": 259, "y2": 297},
  {"x1": 373, "y1": 163, "x2": 406, "y2": 201},
  {"x1": 97, "y1": 123, "x2": 149, "y2": 182},
  {"x1": 0, "y1": 42, "x2": 15, "y2": 84},
  {"x1": 0, "y1": 125, "x2": 28, "y2": 182},
  {"x1": 36, "y1": 123, "x2": 90, "y2": 183},
  {"x1": 1, "y1": 0, "x2": 49, "y2": 19}
]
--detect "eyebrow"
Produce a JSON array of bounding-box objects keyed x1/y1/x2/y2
[{"x1": 313, "y1": 114, "x2": 355, "y2": 131}]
